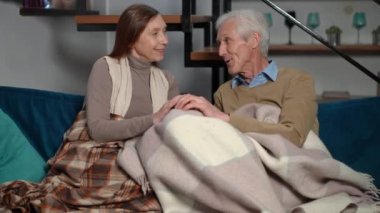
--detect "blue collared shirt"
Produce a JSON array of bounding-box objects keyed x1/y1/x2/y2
[{"x1": 231, "y1": 60, "x2": 278, "y2": 88}]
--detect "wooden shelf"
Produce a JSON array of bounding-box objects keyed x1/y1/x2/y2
[
  {"x1": 75, "y1": 15, "x2": 212, "y2": 31},
  {"x1": 191, "y1": 44, "x2": 380, "y2": 61},
  {"x1": 20, "y1": 8, "x2": 99, "y2": 16}
]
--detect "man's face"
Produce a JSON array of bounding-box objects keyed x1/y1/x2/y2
[
  {"x1": 131, "y1": 15, "x2": 168, "y2": 62},
  {"x1": 216, "y1": 20, "x2": 253, "y2": 76}
]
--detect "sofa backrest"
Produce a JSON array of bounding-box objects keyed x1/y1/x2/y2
[
  {"x1": 0, "y1": 86, "x2": 84, "y2": 161},
  {"x1": 0, "y1": 85, "x2": 379, "y2": 187},
  {"x1": 318, "y1": 97, "x2": 380, "y2": 187}
]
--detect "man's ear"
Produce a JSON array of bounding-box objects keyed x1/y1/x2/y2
[{"x1": 247, "y1": 32, "x2": 260, "y2": 49}]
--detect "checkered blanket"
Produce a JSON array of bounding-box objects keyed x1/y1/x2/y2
[{"x1": 0, "y1": 110, "x2": 161, "y2": 212}]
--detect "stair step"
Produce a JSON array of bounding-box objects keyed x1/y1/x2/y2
[
  {"x1": 191, "y1": 45, "x2": 380, "y2": 61},
  {"x1": 75, "y1": 15, "x2": 212, "y2": 31}
]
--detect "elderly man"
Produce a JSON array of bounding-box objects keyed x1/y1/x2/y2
[
  {"x1": 125, "y1": 9, "x2": 378, "y2": 213},
  {"x1": 175, "y1": 9, "x2": 319, "y2": 147}
]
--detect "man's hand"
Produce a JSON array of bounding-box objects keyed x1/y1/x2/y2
[{"x1": 174, "y1": 94, "x2": 230, "y2": 122}]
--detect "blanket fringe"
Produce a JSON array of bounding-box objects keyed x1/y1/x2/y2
[
  {"x1": 361, "y1": 173, "x2": 380, "y2": 202},
  {"x1": 136, "y1": 175, "x2": 151, "y2": 196}
]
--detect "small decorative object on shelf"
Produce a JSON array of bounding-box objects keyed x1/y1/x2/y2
[
  {"x1": 372, "y1": 26, "x2": 380, "y2": 45},
  {"x1": 20, "y1": 0, "x2": 98, "y2": 16},
  {"x1": 326, "y1": 25, "x2": 342, "y2": 46},
  {"x1": 284, "y1": 10, "x2": 296, "y2": 45},
  {"x1": 352, "y1": 12, "x2": 366, "y2": 44},
  {"x1": 23, "y1": 0, "x2": 44, "y2": 8},
  {"x1": 306, "y1": 12, "x2": 320, "y2": 44},
  {"x1": 44, "y1": 0, "x2": 51, "y2": 8},
  {"x1": 51, "y1": 0, "x2": 76, "y2": 9},
  {"x1": 264, "y1": 13, "x2": 273, "y2": 42}
]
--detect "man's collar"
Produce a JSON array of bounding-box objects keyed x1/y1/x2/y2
[
  {"x1": 231, "y1": 60, "x2": 278, "y2": 88},
  {"x1": 263, "y1": 60, "x2": 278, "y2": 81}
]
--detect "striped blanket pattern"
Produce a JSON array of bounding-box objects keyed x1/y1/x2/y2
[{"x1": 133, "y1": 103, "x2": 380, "y2": 213}]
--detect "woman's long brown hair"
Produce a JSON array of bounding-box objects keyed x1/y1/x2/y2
[{"x1": 109, "y1": 4, "x2": 160, "y2": 59}]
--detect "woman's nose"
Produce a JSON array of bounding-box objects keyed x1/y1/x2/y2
[{"x1": 161, "y1": 33, "x2": 168, "y2": 45}]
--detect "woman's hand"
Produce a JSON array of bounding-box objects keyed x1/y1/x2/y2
[
  {"x1": 153, "y1": 95, "x2": 181, "y2": 124},
  {"x1": 174, "y1": 94, "x2": 230, "y2": 122}
]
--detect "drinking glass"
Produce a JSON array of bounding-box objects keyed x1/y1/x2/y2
[
  {"x1": 284, "y1": 11, "x2": 296, "y2": 45},
  {"x1": 306, "y1": 12, "x2": 320, "y2": 43},
  {"x1": 264, "y1": 13, "x2": 273, "y2": 42},
  {"x1": 353, "y1": 12, "x2": 366, "y2": 44}
]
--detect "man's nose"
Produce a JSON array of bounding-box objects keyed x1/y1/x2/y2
[{"x1": 218, "y1": 43, "x2": 226, "y2": 56}]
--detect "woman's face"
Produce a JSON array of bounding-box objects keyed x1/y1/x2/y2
[{"x1": 131, "y1": 15, "x2": 168, "y2": 62}]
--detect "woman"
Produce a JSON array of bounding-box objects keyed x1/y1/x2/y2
[
  {"x1": 87, "y1": 4, "x2": 180, "y2": 139},
  {"x1": 0, "y1": 4, "x2": 179, "y2": 212}
]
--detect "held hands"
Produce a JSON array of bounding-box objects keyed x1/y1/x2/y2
[
  {"x1": 174, "y1": 94, "x2": 230, "y2": 122},
  {"x1": 153, "y1": 95, "x2": 182, "y2": 125},
  {"x1": 154, "y1": 94, "x2": 230, "y2": 124}
]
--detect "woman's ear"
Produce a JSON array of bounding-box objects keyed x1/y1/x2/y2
[{"x1": 247, "y1": 32, "x2": 260, "y2": 49}]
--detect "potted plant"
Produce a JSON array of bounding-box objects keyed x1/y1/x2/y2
[{"x1": 325, "y1": 25, "x2": 342, "y2": 46}]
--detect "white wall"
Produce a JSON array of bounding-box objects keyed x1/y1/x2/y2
[
  {"x1": 0, "y1": 0, "x2": 107, "y2": 95},
  {"x1": 0, "y1": 0, "x2": 379, "y2": 99}
]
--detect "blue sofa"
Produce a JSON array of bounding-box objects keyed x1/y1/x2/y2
[{"x1": 0, "y1": 85, "x2": 379, "y2": 187}]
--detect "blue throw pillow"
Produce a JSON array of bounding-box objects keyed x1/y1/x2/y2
[{"x1": 0, "y1": 108, "x2": 46, "y2": 183}]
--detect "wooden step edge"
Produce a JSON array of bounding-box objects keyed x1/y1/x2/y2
[
  {"x1": 190, "y1": 45, "x2": 380, "y2": 61},
  {"x1": 75, "y1": 15, "x2": 119, "y2": 24},
  {"x1": 268, "y1": 44, "x2": 380, "y2": 54},
  {"x1": 75, "y1": 15, "x2": 212, "y2": 25},
  {"x1": 191, "y1": 47, "x2": 222, "y2": 61}
]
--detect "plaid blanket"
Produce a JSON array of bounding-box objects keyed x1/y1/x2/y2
[
  {"x1": 132, "y1": 103, "x2": 380, "y2": 212},
  {"x1": 0, "y1": 110, "x2": 161, "y2": 212}
]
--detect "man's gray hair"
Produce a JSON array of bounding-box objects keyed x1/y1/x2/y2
[{"x1": 216, "y1": 9, "x2": 269, "y2": 57}]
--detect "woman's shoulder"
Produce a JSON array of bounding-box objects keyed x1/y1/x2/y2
[
  {"x1": 89, "y1": 57, "x2": 110, "y2": 80},
  {"x1": 91, "y1": 57, "x2": 110, "y2": 72},
  {"x1": 154, "y1": 67, "x2": 176, "y2": 81},
  {"x1": 162, "y1": 69, "x2": 175, "y2": 78},
  {"x1": 92, "y1": 57, "x2": 108, "y2": 68}
]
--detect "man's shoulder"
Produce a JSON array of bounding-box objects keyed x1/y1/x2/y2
[
  {"x1": 217, "y1": 80, "x2": 233, "y2": 90},
  {"x1": 214, "y1": 80, "x2": 233, "y2": 97},
  {"x1": 278, "y1": 67, "x2": 313, "y2": 80}
]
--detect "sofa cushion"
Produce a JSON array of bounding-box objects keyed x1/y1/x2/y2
[
  {"x1": 318, "y1": 96, "x2": 380, "y2": 187},
  {"x1": 0, "y1": 108, "x2": 46, "y2": 183},
  {"x1": 0, "y1": 86, "x2": 84, "y2": 161}
]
